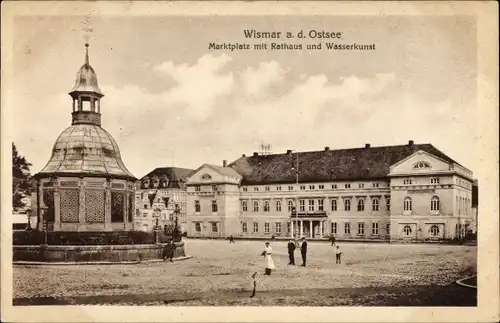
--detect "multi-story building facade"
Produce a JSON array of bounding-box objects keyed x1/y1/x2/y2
[
  {"x1": 185, "y1": 141, "x2": 475, "y2": 242},
  {"x1": 134, "y1": 167, "x2": 193, "y2": 233}
]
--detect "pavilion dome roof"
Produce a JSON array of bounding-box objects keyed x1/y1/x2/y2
[{"x1": 38, "y1": 124, "x2": 136, "y2": 180}]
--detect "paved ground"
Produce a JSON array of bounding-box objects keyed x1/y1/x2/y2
[{"x1": 13, "y1": 239, "x2": 477, "y2": 306}]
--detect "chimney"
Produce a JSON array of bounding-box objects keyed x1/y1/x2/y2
[
  {"x1": 286, "y1": 149, "x2": 292, "y2": 155},
  {"x1": 222, "y1": 160, "x2": 227, "y2": 167},
  {"x1": 253, "y1": 152, "x2": 259, "y2": 157},
  {"x1": 365, "y1": 143, "x2": 371, "y2": 148},
  {"x1": 324, "y1": 146, "x2": 330, "y2": 151},
  {"x1": 408, "y1": 140, "x2": 414, "y2": 146},
  {"x1": 242, "y1": 154, "x2": 246, "y2": 157}
]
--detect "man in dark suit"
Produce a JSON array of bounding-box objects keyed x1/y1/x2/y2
[
  {"x1": 287, "y1": 239, "x2": 296, "y2": 265},
  {"x1": 300, "y1": 237, "x2": 308, "y2": 267}
]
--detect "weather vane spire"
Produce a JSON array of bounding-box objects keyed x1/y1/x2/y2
[{"x1": 85, "y1": 42, "x2": 89, "y2": 65}]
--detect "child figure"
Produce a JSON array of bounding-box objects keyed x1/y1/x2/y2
[{"x1": 335, "y1": 245, "x2": 342, "y2": 264}]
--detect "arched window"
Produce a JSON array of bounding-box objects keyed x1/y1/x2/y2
[
  {"x1": 404, "y1": 197, "x2": 412, "y2": 211},
  {"x1": 403, "y1": 225, "x2": 412, "y2": 235},
  {"x1": 357, "y1": 199, "x2": 365, "y2": 211},
  {"x1": 430, "y1": 225, "x2": 439, "y2": 236},
  {"x1": 201, "y1": 174, "x2": 212, "y2": 180},
  {"x1": 194, "y1": 200, "x2": 200, "y2": 213},
  {"x1": 431, "y1": 196, "x2": 440, "y2": 211}
]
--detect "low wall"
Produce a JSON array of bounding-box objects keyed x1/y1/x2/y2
[{"x1": 13, "y1": 242, "x2": 186, "y2": 263}]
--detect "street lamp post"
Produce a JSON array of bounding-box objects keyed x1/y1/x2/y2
[{"x1": 290, "y1": 150, "x2": 300, "y2": 242}]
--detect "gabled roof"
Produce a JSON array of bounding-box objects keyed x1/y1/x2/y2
[
  {"x1": 228, "y1": 143, "x2": 461, "y2": 185},
  {"x1": 139, "y1": 167, "x2": 194, "y2": 189},
  {"x1": 203, "y1": 164, "x2": 242, "y2": 179}
]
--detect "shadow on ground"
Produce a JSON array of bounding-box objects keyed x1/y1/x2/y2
[{"x1": 14, "y1": 283, "x2": 476, "y2": 306}]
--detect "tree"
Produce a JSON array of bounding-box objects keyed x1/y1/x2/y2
[{"x1": 12, "y1": 143, "x2": 32, "y2": 210}]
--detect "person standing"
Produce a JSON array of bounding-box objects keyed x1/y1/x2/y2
[
  {"x1": 300, "y1": 237, "x2": 308, "y2": 267},
  {"x1": 335, "y1": 244, "x2": 342, "y2": 264},
  {"x1": 330, "y1": 236, "x2": 336, "y2": 246},
  {"x1": 164, "y1": 239, "x2": 176, "y2": 262},
  {"x1": 262, "y1": 242, "x2": 275, "y2": 275},
  {"x1": 229, "y1": 234, "x2": 235, "y2": 244},
  {"x1": 287, "y1": 239, "x2": 296, "y2": 265}
]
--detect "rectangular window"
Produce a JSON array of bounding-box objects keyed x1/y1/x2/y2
[
  {"x1": 242, "y1": 187, "x2": 248, "y2": 192},
  {"x1": 403, "y1": 179, "x2": 412, "y2": 185},
  {"x1": 430, "y1": 178, "x2": 440, "y2": 184},
  {"x1": 142, "y1": 212, "x2": 147, "y2": 217},
  {"x1": 319, "y1": 185, "x2": 324, "y2": 189},
  {"x1": 195, "y1": 186, "x2": 201, "y2": 192},
  {"x1": 309, "y1": 185, "x2": 315, "y2": 190},
  {"x1": 331, "y1": 222, "x2": 337, "y2": 234},
  {"x1": 359, "y1": 183, "x2": 364, "y2": 188},
  {"x1": 372, "y1": 222, "x2": 379, "y2": 235},
  {"x1": 372, "y1": 198, "x2": 380, "y2": 211},
  {"x1": 308, "y1": 199, "x2": 315, "y2": 211},
  {"x1": 288, "y1": 200, "x2": 294, "y2": 212},
  {"x1": 345, "y1": 184, "x2": 351, "y2": 189},
  {"x1": 275, "y1": 222, "x2": 282, "y2": 233},
  {"x1": 253, "y1": 222, "x2": 258, "y2": 233},
  {"x1": 344, "y1": 199, "x2": 351, "y2": 211},
  {"x1": 253, "y1": 201, "x2": 259, "y2": 212},
  {"x1": 276, "y1": 200, "x2": 282, "y2": 212},
  {"x1": 195, "y1": 223, "x2": 201, "y2": 232},
  {"x1": 276, "y1": 186, "x2": 282, "y2": 191},
  {"x1": 242, "y1": 222, "x2": 248, "y2": 233},
  {"x1": 331, "y1": 199, "x2": 337, "y2": 211},
  {"x1": 288, "y1": 186, "x2": 294, "y2": 191},
  {"x1": 345, "y1": 222, "x2": 351, "y2": 234},
  {"x1": 212, "y1": 200, "x2": 218, "y2": 212},
  {"x1": 212, "y1": 184, "x2": 218, "y2": 191},
  {"x1": 358, "y1": 222, "x2": 365, "y2": 235},
  {"x1": 386, "y1": 223, "x2": 390, "y2": 235},
  {"x1": 265, "y1": 186, "x2": 270, "y2": 191},
  {"x1": 264, "y1": 222, "x2": 270, "y2": 233},
  {"x1": 386, "y1": 198, "x2": 391, "y2": 211},
  {"x1": 211, "y1": 222, "x2": 218, "y2": 232},
  {"x1": 264, "y1": 200, "x2": 270, "y2": 212},
  {"x1": 144, "y1": 204, "x2": 148, "y2": 209},
  {"x1": 254, "y1": 187, "x2": 259, "y2": 191},
  {"x1": 299, "y1": 200, "x2": 305, "y2": 212},
  {"x1": 332, "y1": 184, "x2": 337, "y2": 189},
  {"x1": 300, "y1": 185, "x2": 306, "y2": 190},
  {"x1": 195, "y1": 200, "x2": 200, "y2": 213},
  {"x1": 318, "y1": 199, "x2": 324, "y2": 211},
  {"x1": 241, "y1": 201, "x2": 248, "y2": 212},
  {"x1": 372, "y1": 183, "x2": 379, "y2": 188}
]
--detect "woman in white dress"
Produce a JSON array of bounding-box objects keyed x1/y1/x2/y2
[{"x1": 262, "y1": 242, "x2": 275, "y2": 275}]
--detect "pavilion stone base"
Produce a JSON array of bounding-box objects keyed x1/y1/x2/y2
[
  {"x1": 13, "y1": 241, "x2": 186, "y2": 263},
  {"x1": 32, "y1": 176, "x2": 136, "y2": 232}
]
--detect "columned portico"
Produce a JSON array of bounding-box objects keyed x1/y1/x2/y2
[{"x1": 290, "y1": 215, "x2": 327, "y2": 239}]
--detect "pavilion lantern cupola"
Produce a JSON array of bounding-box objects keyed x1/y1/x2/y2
[{"x1": 69, "y1": 43, "x2": 105, "y2": 126}]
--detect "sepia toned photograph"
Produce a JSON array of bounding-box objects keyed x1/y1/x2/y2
[{"x1": 1, "y1": 1, "x2": 498, "y2": 322}]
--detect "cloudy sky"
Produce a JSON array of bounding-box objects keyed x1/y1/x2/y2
[{"x1": 10, "y1": 15, "x2": 477, "y2": 178}]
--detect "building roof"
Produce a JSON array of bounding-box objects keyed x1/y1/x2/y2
[
  {"x1": 139, "y1": 167, "x2": 194, "y2": 189},
  {"x1": 229, "y1": 143, "x2": 461, "y2": 185},
  {"x1": 37, "y1": 124, "x2": 136, "y2": 180},
  {"x1": 203, "y1": 164, "x2": 242, "y2": 179},
  {"x1": 69, "y1": 43, "x2": 103, "y2": 97}
]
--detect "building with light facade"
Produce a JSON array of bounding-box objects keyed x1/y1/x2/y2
[
  {"x1": 134, "y1": 167, "x2": 193, "y2": 233},
  {"x1": 185, "y1": 141, "x2": 475, "y2": 242}
]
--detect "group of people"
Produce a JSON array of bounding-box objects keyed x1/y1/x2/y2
[{"x1": 261, "y1": 237, "x2": 343, "y2": 275}]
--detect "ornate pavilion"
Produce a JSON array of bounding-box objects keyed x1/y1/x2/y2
[{"x1": 31, "y1": 44, "x2": 137, "y2": 231}]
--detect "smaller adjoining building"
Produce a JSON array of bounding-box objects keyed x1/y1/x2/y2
[{"x1": 134, "y1": 167, "x2": 193, "y2": 233}]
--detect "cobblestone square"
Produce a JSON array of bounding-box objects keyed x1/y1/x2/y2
[{"x1": 13, "y1": 239, "x2": 476, "y2": 306}]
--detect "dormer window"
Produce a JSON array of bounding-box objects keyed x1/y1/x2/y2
[
  {"x1": 413, "y1": 161, "x2": 431, "y2": 169},
  {"x1": 142, "y1": 178, "x2": 150, "y2": 188}
]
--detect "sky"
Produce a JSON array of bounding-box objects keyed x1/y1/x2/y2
[{"x1": 10, "y1": 15, "x2": 478, "y2": 179}]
